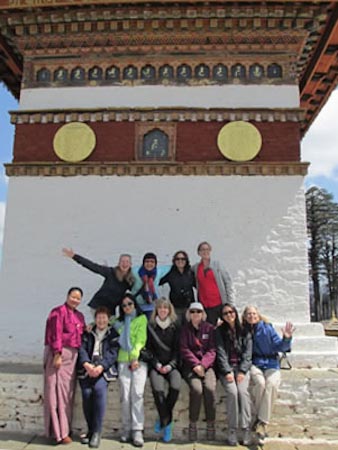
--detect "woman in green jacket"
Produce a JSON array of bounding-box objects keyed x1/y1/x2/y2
[{"x1": 114, "y1": 292, "x2": 147, "y2": 447}]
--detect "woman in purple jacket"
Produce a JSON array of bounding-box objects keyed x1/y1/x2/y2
[{"x1": 180, "y1": 302, "x2": 217, "y2": 442}]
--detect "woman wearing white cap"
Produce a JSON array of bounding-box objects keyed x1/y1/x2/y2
[{"x1": 180, "y1": 302, "x2": 217, "y2": 441}]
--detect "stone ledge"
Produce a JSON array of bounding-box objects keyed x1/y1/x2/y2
[
  {"x1": 1, "y1": 368, "x2": 338, "y2": 440},
  {"x1": 5, "y1": 162, "x2": 309, "y2": 177}
]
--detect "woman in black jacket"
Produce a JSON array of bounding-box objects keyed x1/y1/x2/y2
[
  {"x1": 216, "y1": 303, "x2": 252, "y2": 447},
  {"x1": 147, "y1": 298, "x2": 181, "y2": 443},
  {"x1": 78, "y1": 306, "x2": 119, "y2": 448},
  {"x1": 62, "y1": 248, "x2": 134, "y2": 315},
  {"x1": 159, "y1": 250, "x2": 195, "y2": 323}
]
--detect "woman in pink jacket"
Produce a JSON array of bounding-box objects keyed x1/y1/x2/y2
[{"x1": 44, "y1": 287, "x2": 86, "y2": 444}]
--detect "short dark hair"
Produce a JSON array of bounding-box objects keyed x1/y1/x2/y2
[
  {"x1": 142, "y1": 252, "x2": 157, "y2": 265},
  {"x1": 67, "y1": 286, "x2": 83, "y2": 297},
  {"x1": 94, "y1": 306, "x2": 111, "y2": 318}
]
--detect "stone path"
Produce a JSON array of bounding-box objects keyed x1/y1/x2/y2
[{"x1": 1, "y1": 433, "x2": 338, "y2": 450}]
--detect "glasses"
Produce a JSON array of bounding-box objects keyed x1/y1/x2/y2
[
  {"x1": 223, "y1": 310, "x2": 235, "y2": 316},
  {"x1": 175, "y1": 257, "x2": 186, "y2": 261},
  {"x1": 122, "y1": 302, "x2": 133, "y2": 308},
  {"x1": 199, "y1": 247, "x2": 210, "y2": 251},
  {"x1": 190, "y1": 310, "x2": 203, "y2": 314}
]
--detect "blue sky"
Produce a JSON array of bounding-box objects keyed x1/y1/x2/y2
[{"x1": 0, "y1": 83, "x2": 338, "y2": 261}]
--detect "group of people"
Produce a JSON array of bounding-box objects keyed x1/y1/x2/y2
[{"x1": 43, "y1": 242, "x2": 294, "y2": 448}]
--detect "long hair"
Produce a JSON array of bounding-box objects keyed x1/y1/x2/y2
[
  {"x1": 150, "y1": 297, "x2": 177, "y2": 324},
  {"x1": 117, "y1": 292, "x2": 143, "y2": 321},
  {"x1": 219, "y1": 303, "x2": 242, "y2": 338},
  {"x1": 115, "y1": 254, "x2": 135, "y2": 286},
  {"x1": 171, "y1": 250, "x2": 191, "y2": 272},
  {"x1": 241, "y1": 305, "x2": 270, "y2": 330}
]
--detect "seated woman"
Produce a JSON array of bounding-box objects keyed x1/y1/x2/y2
[
  {"x1": 159, "y1": 250, "x2": 195, "y2": 323},
  {"x1": 62, "y1": 248, "x2": 134, "y2": 316},
  {"x1": 113, "y1": 292, "x2": 147, "y2": 447},
  {"x1": 216, "y1": 303, "x2": 252, "y2": 447},
  {"x1": 242, "y1": 305, "x2": 294, "y2": 444},
  {"x1": 180, "y1": 302, "x2": 217, "y2": 442},
  {"x1": 147, "y1": 298, "x2": 181, "y2": 442},
  {"x1": 78, "y1": 306, "x2": 119, "y2": 448},
  {"x1": 44, "y1": 287, "x2": 86, "y2": 445}
]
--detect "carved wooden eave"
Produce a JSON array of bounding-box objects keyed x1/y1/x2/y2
[
  {"x1": 0, "y1": 1, "x2": 337, "y2": 134},
  {"x1": 9, "y1": 107, "x2": 305, "y2": 125},
  {"x1": 4, "y1": 161, "x2": 309, "y2": 177}
]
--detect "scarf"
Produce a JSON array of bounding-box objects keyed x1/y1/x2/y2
[
  {"x1": 118, "y1": 310, "x2": 137, "y2": 352},
  {"x1": 138, "y1": 266, "x2": 157, "y2": 304},
  {"x1": 155, "y1": 315, "x2": 172, "y2": 330}
]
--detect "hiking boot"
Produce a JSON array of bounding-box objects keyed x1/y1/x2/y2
[
  {"x1": 206, "y1": 422, "x2": 215, "y2": 441},
  {"x1": 188, "y1": 423, "x2": 197, "y2": 441}
]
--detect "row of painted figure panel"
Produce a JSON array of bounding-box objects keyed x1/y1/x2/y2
[{"x1": 36, "y1": 63, "x2": 283, "y2": 83}]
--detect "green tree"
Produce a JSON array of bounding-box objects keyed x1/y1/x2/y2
[{"x1": 306, "y1": 186, "x2": 338, "y2": 321}]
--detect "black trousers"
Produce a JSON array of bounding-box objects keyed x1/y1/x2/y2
[{"x1": 149, "y1": 368, "x2": 181, "y2": 427}]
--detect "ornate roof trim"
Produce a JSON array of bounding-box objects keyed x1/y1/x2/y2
[
  {"x1": 5, "y1": 161, "x2": 309, "y2": 177},
  {"x1": 10, "y1": 107, "x2": 305, "y2": 124}
]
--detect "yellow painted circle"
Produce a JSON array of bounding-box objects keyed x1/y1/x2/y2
[
  {"x1": 53, "y1": 122, "x2": 96, "y2": 162},
  {"x1": 217, "y1": 121, "x2": 262, "y2": 162}
]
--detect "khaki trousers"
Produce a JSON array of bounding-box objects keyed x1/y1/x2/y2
[{"x1": 250, "y1": 365, "x2": 281, "y2": 424}]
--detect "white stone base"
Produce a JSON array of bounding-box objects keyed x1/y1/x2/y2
[
  {"x1": 0, "y1": 174, "x2": 323, "y2": 363},
  {"x1": 1, "y1": 368, "x2": 338, "y2": 440}
]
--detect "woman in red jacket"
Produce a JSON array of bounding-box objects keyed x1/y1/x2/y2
[{"x1": 180, "y1": 302, "x2": 217, "y2": 442}]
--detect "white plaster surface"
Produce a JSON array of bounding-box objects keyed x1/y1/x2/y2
[
  {"x1": 0, "y1": 175, "x2": 312, "y2": 362},
  {"x1": 19, "y1": 85, "x2": 300, "y2": 110}
]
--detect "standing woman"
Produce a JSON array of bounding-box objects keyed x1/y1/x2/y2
[
  {"x1": 114, "y1": 292, "x2": 148, "y2": 447},
  {"x1": 78, "y1": 306, "x2": 119, "y2": 448},
  {"x1": 44, "y1": 287, "x2": 86, "y2": 444},
  {"x1": 147, "y1": 298, "x2": 181, "y2": 442},
  {"x1": 180, "y1": 302, "x2": 217, "y2": 442},
  {"x1": 242, "y1": 305, "x2": 294, "y2": 444},
  {"x1": 159, "y1": 250, "x2": 195, "y2": 323},
  {"x1": 192, "y1": 241, "x2": 234, "y2": 326},
  {"x1": 62, "y1": 248, "x2": 134, "y2": 316},
  {"x1": 216, "y1": 304, "x2": 252, "y2": 447}
]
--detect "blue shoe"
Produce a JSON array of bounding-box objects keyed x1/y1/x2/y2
[
  {"x1": 154, "y1": 419, "x2": 162, "y2": 434},
  {"x1": 163, "y1": 422, "x2": 173, "y2": 443}
]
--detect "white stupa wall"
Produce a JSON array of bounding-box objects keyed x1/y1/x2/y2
[{"x1": 0, "y1": 175, "x2": 309, "y2": 362}]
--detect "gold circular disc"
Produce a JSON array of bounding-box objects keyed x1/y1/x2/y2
[
  {"x1": 53, "y1": 122, "x2": 96, "y2": 162},
  {"x1": 217, "y1": 121, "x2": 262, "y2": 162}
]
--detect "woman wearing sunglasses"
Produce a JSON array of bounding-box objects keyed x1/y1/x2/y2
[
  {"x1": 216, "y1": 304, "x2": 252, "y2": 446},
  {"x1": 180, "y1": 302, "x2": 217, "y2": 442},
  {"x1": 113, "y1": 292, "x2": 147, "y2": 447},
  {"x1": 159, "y1": 250, "x2": 195, "y2": 323}
]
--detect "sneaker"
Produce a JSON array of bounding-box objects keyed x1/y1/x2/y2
[
  {"x1": 188, "y1": 423, "x2": 197, "y2": 442},
  {"x1": 163, "y1": 422, "x2": 173, "y2": 443},
  {"x1": 132, "y1": 430, "x2": 144, "y2": 447},
  {"x1": 241, "y1": 428, "x2": 252, "y2": 446},
  {"x1": 154, "y1": 419, "x2": 162, "y2": 434},
  {"x1": 227, "y1": 428, "x2": 237, "y2": 446},
  {"x1": 255, "y1": 421, "x2": 267, "y2": 445},
  {"x1": 120, "y1": 431, "x2": 131, "y2": 443}
]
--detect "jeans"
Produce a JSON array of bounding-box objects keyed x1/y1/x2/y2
[{"x1": 79, "y1": 375, "x2": 108, "y2": 433}]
